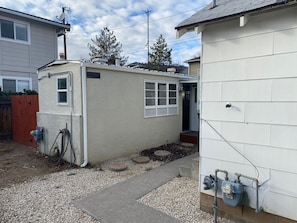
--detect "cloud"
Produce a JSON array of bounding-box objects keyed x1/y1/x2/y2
[{"x1": 1, "y1": 0, "x2": 211, "y2": 65}]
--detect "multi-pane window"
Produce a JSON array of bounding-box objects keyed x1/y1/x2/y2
[
  {"x1": 145, "y1": 81, "x2": 178, "y2": 117},
  {"x1": 0, "y1": 18, "x2": 29, "y2": 42},
  {"x1": 57, "y1": 78, "x2": 67, "y2": 104}
]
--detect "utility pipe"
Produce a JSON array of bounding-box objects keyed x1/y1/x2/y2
[
  {"x1": 213, "y1": 169, "x2": 229, "y2": 223},
  {"x1": 80, "y1": 62, "x2": 88, "y2": 167},
  {"x1": 69, "y1": 71, "x2": 74, "y2": 164},
  {"x1": 235, "y1": 173, "x2": 262, "y2": 213}
]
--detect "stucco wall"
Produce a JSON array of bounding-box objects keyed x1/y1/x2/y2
[
  {"x1": 37, "y1": 62, "x2": 83, "y2": 165},
  {"x1": 200, "y1": 5, "x2": 297, "y2": 221},
  {"x1": 86, "y1": 67, "x2": 182, "y2": 163},
  {"x1": 37, "y1": 113, "x2": 83, "y2": 165},
  {"x1": 38, "y1": 62, "x2": 82, "y2": 115}
]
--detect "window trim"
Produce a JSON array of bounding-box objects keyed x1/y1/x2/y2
[
  {"x1": 0, "y1": 16, "x2": 31, "y2": 44},
  {"x1": 56, "y1": 77, "x2": 68, "y2": 105},
  {"x1": 144, "y1": 80, "x2": 179, "y2": 118},
  {"x1": 0, "y1": 76, "x2": 32, "y2": 92}
]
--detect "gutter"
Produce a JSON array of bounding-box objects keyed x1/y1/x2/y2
[{"x1": 80, "y1": 62, "x2": 88, "y2": 167}]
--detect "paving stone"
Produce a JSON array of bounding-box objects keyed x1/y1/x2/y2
[
  {"x1": 132, "y1": 156, "x2": 150, "y2": 164},
  {"x1": 108, "y1": 162, "x2": 128, "y2": 172},
  {"x1": 181, "y1": 142, "x2": 195, "y2": 148},
  {"x1": 154, "y1": 150, "x2": 171, "y2": 157}
]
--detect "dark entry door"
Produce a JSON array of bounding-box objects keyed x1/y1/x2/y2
[{"x1": 182, "y1": 85, "x2": 190, "y2": 131}]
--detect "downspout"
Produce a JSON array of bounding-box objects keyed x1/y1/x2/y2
[{"x1": 80, "y1": 62, "x2": 88, "y2": 167}]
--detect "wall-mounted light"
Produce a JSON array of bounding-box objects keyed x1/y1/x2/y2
[{"x1": 225, "y1": 102, "x2": 232, "y2": 108}]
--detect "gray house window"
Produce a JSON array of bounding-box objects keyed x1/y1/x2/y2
[
  {"x1": 144, "y1": 80, "x2": 178, "y2": 117},
  {"x1": 0, "y1": 19, "x2": 29, "y2": 42},
  {"x1": 3, "y1": 79, "x2": 16, "y2": 92},
  {"x1": 57, "y1": 78, "x2": 68, "y2": 104},
  {"x1": 15, "y1": 23, "x2": 28, "y2": 41},
  {"x1": 0, "y1": 19, "x2": 14, "y2": 39},
  {"x1": 2, "y1": 78, "x2": 30, "y2": 93}
]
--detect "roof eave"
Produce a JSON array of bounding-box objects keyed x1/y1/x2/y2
[
  {"x1": 175, "y1": 0, "x2": 295, "y2": 37},
  {"x1": 0, "y1": 7, "x2": 70, "y2": 29}
]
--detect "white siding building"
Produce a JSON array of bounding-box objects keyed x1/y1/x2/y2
[
  {"x1": 0, "y1": 7, "x2": 69, "y2": 92},
  {"x1": 176, "y1": 0, "x2": 297, "y2": 222}
]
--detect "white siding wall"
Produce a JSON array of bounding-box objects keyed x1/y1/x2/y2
[{"x1": 200, "y1": 5, "x2": 297, "y2": 221}]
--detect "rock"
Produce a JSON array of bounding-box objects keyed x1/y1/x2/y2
[{"x1": 132, "y1": 156, "x2": 150, "y2": 164}]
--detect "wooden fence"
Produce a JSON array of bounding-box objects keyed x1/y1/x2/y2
[
  {"x1": 11, "y1": 95, "x2": 39, "y2": 148},
  {"x1": 0, "y1": 96, "x2": 12, "y2": 140}
]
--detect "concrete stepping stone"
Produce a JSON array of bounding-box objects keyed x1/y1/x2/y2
[
  {"x1": 132, "y1": 156, "x2": 150, "y2": 164},
  {"x1": 108, "y1": 162, "x2": 128, "y2": 172},
  {"x1": 154, "y1": 150, "x2": 171, "y2": 157},
  {"x1": 181, "y1": 142, "x2": 195, "y2": 148}
]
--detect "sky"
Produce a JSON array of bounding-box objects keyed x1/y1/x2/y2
[{"x1": 1, "y1": 0, "x2": 211, "y2": 65}]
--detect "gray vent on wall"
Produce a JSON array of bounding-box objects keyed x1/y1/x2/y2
[{"x1": 87, "y1": 72, "x2": 100, "y2": 79}]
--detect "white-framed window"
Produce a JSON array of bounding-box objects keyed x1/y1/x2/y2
[
  {"x1": 57, "y1": 77, "x2": 68, "y2": 105},
  {"x1": 144, "y1": 80, "x2": 178, "y2": 117},
  {"x1": 0, "y1": 76, "x2": 31, "y2": 93},
  {"x1": 0, "y1": 17, "x2": 30, "y2": 43}
]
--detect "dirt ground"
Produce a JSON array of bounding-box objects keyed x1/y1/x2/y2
[{"x1": 0, "y1": 141, "x2": 71, "y2": 189}]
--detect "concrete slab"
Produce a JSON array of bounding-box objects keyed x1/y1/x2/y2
[{"x1": 74, "y1": 153, "x2": 198, "y2": 223}]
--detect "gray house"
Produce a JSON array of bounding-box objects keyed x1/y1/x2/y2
[
  {"x1": 0, "y1": 7, "x2": 69, "y2": 92},
  {"x1": 177, "y1": 0, "x2": 297, "y2": 223}
]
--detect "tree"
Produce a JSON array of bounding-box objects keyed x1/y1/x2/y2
[
  {"x1": 149, "y1": 34, "x2": 172, "y2": 71},
  {"x1": 88, "y1": 27, "x2": 128, "y2": 65}
]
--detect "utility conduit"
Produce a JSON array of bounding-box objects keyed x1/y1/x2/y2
[
  {"x1": 235, "y1": 173, "x2": 262, "y2": 213},
  {"x1": 80, "y1": 63, "x2": 88, "y2": 167}
]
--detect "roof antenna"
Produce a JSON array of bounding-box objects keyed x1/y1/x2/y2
[{"x1": 211, "y1": 0, "x2": 217, "y2": 9}]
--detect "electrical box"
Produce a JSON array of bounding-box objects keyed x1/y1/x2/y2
[{"x1": 221, "y1": 180, "x2": 243, "y2": 208}]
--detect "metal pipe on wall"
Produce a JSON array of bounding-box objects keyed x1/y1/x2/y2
[{"x1": 80, "y1": 62, "x2": 88, "y2": 167}]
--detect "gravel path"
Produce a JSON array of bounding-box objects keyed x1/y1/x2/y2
[{"x1": 0, "y1": 154, "x2": 234, "y2": 223}]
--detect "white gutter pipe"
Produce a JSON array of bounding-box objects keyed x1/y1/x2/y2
[{"x1": 80, "y1": 62, "x2": 88, "y2": 167}]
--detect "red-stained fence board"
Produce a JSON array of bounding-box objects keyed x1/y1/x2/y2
[{"x1": 11, "y1": 95, "x2": 39, "y2": 148}]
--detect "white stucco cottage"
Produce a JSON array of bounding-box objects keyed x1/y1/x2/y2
[
  {"x1": 36, "y1": 61, "x2": 196, "y2": 166},
  {"x1": 176, "y1": 0, "x2": 297, "y2": 222}
]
